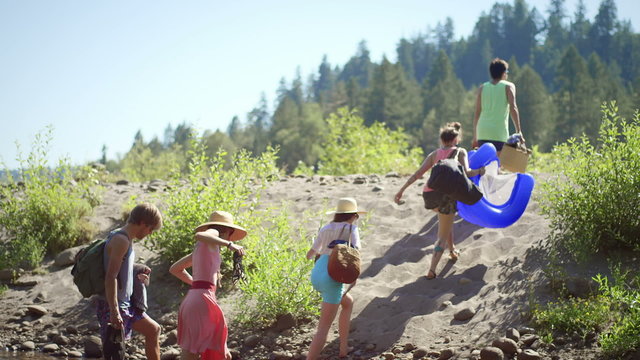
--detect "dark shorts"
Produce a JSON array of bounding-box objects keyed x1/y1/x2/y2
[
  {"x1": 477, "y1": 139, "x2": 505, "y2": 152},
  {"x1": 96, "y1": 299, "x2": 145, "y2": 341},
  {"x1": 423, "y1": 191, "x2": 457, "y2": 215}
]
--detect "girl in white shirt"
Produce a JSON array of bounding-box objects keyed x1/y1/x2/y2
[{"x1": 305, "y1": 197, "x2": 365, "y2": 359}]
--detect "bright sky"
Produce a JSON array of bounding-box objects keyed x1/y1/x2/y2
[{"x1": 1, "y1": 0, "x2": 638, "y2": 169}]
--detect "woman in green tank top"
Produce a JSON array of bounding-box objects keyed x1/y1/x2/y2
[{"x1": 473, "y1": 58, "x2": 524, "y2": 153}]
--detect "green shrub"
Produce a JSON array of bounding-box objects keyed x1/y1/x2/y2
[
  {"x1": 0, "y1": 127, "x2": 101, "y2": 269},
  {"x1": 148, "y1": 139, "x2": 280, "y2": 268},
  {"x1": 539, "y1": 102, "x2": 640, "y2": 261},
  {"x1": 317, "y1": 108, "x2": 423, "y2": 175},
  {"x1": 120, "y1": 144, "x2": 187, "y2": 182},
  {"x1": 235, "y1": 206, "x2": 321, "y2": 326},
  {"x1": 532, "y1": 295, "x2": 613, "y2": 340}
]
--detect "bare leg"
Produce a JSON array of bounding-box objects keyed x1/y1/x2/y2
[
  {"x1": 428, "y1": 212, "x2": 455, "y2": 277},
  {"x1": 132, "y1": 313, "x2": 161, "y2": 360},
  {"x1": 338, "y1": 293, "x2": 354, "y2": 357},
  {"x1": 307, "y1": 302, "x2": 340, "y2": 360}
]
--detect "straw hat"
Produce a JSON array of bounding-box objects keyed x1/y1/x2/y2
[
  {"x1": 326, "y1": 197, "x2": 367, "y2": 215},
  {"x1": 194, "y1": 211, "x2": 247, "y2": 241}
]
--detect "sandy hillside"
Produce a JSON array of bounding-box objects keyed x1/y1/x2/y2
[{"x1": 2, "y1": 172, "x2": 602, "y2": 360}]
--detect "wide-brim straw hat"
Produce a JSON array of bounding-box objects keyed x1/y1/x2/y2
[
  {"x1": 194, "y1": 210, "x2": 247, "y2": 242},
  {"x1": 325, "y1": 197, "x2": 367, "y2": 215}
]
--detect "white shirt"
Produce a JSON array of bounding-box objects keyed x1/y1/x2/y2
[{"x1": 312, "y1": 222, "x2": 361, "y2": 256}]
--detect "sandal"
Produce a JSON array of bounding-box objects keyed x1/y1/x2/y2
[
  {"x1": 450, "y1": 249, "x2": 460, "y2": 261},
  {"x1": 426, "y1": 269, "x2": 437, "y2": 280}
]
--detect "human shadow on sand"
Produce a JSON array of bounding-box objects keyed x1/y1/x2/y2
[
  {"x1": 360, "y1": 214, "x2": 483, "y2": 280},
  {"x1": 333, "y1": 264, "x2": 488, "y2": 352}
]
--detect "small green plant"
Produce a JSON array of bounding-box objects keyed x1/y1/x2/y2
[
  {"x1": 148, "y1": 138, "x2": 279, "y2": 268},
  {"x1": 0, "y1": 127, "x2": 101, "y2": 269},
  {"x1": 317, "y1": 108, "x2": 423, "y2": 175},
  {"x1": 532, "y1": 296, "x2": 613, "y2": 340},
  {"x1": 527, "y1": 145, "x2": 562, "y2": 173},
  {"x1": 539, "y1": 102, "x2": 640, "y2": 261},
  {"x1": 0, "y1": 284, "x2": 7, "y2": 297},
  {"x1": 236, "y1": 205, "x2": 321, "y2": 326}
]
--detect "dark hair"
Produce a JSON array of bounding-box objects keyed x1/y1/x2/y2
[
  {"x1": 128, "y1": 203, "x2": 163, "y2": 229},
  {"x1": 209, "y1": 225, "x2": 234, "y2": 238},
  {"x1": 333, "y1": 213, "x2": 358, "y2": 223},
  {"x1": 440, "y1": 122, "x2": 461, "y2": 144},
  {"x1": 489, "y1": 58, "x2": 508, "y2": 79}
]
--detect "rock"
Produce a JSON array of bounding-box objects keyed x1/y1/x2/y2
[
  {"x1": 160, "y1": 348, "x2": 180, "y2": 360},
  {"x1": 412, "y1": 347, "x2": 427, "y2": 358},
  {"x1": 66, "y1": 325, "x2": 79, "y2": 335},
  {"x1": 458, "y1": 277, "x2": 472, "y2": 285},
  {"x1": 26, "y1": 305, "x2": 48, "y2": 317},
  {"x1": 385, "y1": 172, "x2": 401, "y2": 178},
  {"x1": 404, "y1": 343, "x2": 416, "y2": 352},
  {"x1": 519, "y1": 327, "x2": 535, "y2": 335},
  {"x1": 55, "y1": 247, "x2": 82, "y2": 267},
  {"x1": 440, "y1": 300, "x2": 453, "y2": 309},
  {"x1": 353, "y1": 176, "x2": 367, "y2": 184},
  {"x1": 480, "y1": 346, "x2": 504, "y2": 360},
  {"x1": 439, "y1": 348, "x2": 456, "y2": 359},
  {"x1": 43, "y1": 343, "x2": 60, "y2": 352},
  {"x1": 160, "y1": 329, "x2": 177, "y2": 346},
  {"x1": 517, "y1": 349, "x2": 541, "y2": 360},
  {"x1": 365, "y1": 343, "x2": 376, "y2": 351},
  {"x1": 83, "y1": 335, "x2": 102, "y2": 358},
  {"x1": 270, "y1": 350, "x2": 293, "y2": 359},
  {"x1": 116, "y1": 180, "x2": 129, "y2": 185},
  {"x1": 68, "y1": 350, "x2": 83, "y2": 358},
  {"x1": 520, "y1": 334, "x2": 539, "y2": 347},
  {"x1": 381, "y1": 352, "x2": 395, "y2": 359},
  {"x1": 230, "y1": 348, "x2": 241, "y2": 359},
  {"x1": 20, "y1": 341, "x2": 36, "y2": 351},
  {"x1": 244, "y1": 334, "x2": 260, "y2": 348},
  {"x1": 34, "y1": 291, "x2": 48, "y2": 303},
  {"x1": 506, "y1": 328, "x2": 520, "y2": 342},
  {"x1": 565, "y1": 276, "x2": 598, "y2": 298},
  {"x1": 491, "y1": 337, "x2": 518, "y2": 355},
  {"x1": 0, "y1": 268, "x2": 23, "y2": 281},
  {"x1": 274, "y1": 313, "x2": 297, "y2": 332},
  {"x1": 454, "y1": 307, "x2": 476, "y2": 321},
  {"x1": 53, "y1": 334, "x2": 69, "y2": 345}
]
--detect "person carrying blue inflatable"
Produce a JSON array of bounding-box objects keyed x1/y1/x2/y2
[{"x1": 394, "y1": 122, "x2": 485, "y2": 279}]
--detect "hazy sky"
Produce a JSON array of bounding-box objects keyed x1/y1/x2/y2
[{"x1": 1, "y1": 0, "x2": 639, "y2": 169}]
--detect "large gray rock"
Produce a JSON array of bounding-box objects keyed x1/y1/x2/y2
[
  {"x1": 83, "y1": 335, "x2": 102, "y2": 358},
  {"x1": 274, "y1": 313, "x2": 297, "y2": 332},
  {"x1": 244, "y1": 334, "x2": 260, "y2": 348},
  {"x1": 492, "y1": 337, "x2": 518, "y2": 355},
  {"x1": 55, "y1": 247, "x2": 82, "y2": 267},
  {"x1": 26, "y1": 305, "x2": 48, "y2": 317},
  {"x1": 454, "y1": 306, "x2": 477, "y2": 321},
  {"x1": 480, "y1": 346, "x2": 504, "y2": 360},
  {"x1": 162, "y1": 329, "x2": 178, "y2": 346},
  {"x1": 517, "y1": 349, "x2": 542, "y2": 360},
  {"x1": 506, "y1": 327, "x2": 520, "y2": 342},
  {"x1": 160, "y1": 348, "x2": 180, "y2": 360}
]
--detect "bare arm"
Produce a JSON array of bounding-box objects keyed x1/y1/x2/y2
[
  {"x1": 104, "y1": 234, "x2": 130, "y2": 328},
  {"x1": 394, "y1": 151, "x2": 436, "y2": 204},
  {"x1": 473, "y1": 85, "x2": 483, "y2": 148},
  {"x1": 169, "y1": 253, "x2": 194, "y2": 285},
  {"x1": 458, "y1": 148, "x2": 485, "y2": 177},
  {"x1": 506, "y1": 84, "x2": 524, "y2": 142},
  {"x1": 195, "y1": 229, "x2": 246, "y2": 256}
]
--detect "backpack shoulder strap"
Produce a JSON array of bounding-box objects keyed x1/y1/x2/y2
[{"x1": 447, "y1": 147, "x2": 461, "y2": 160}]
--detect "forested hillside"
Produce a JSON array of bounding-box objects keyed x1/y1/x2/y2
[{"x1": 107, "y1": 0, "x2": 639, "y2": 178}]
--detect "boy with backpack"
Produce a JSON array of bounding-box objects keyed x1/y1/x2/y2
[{"x1": 97, "y1": 203, "x2": 163, "y2": 360}]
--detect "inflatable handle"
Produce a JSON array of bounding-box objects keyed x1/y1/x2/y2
[{"x1": 457, "y1": 143, "x2": 535, "y2": 228}]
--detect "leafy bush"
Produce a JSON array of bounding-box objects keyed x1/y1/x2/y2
[
  {"x1": 532, "y1": 268, "x2": 640, "y2": 358},
  {"x1": 148, "y1": 139, "x2": 280, "y2": 267},
  {"x1": 317, "y1": 108, "x2": 423, "y2": 175},
  {"x1": 235, "y1": 206, "x2": 321, "y2": 326},
  {"x1": 120, "y1": 144, "x2": 187, "y2": 182},
  {"x1": 539, "y1": 102, "x2": 640, "y2": 261},
  {"x1": 0, "y1": 127, "x2": 101, "y2": 269}
]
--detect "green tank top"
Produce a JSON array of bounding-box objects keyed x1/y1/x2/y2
[{"x1": 477, "y1": 80, "x2": 511, "y2": 142}]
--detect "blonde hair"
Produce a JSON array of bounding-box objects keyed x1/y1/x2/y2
[
  {"x1": 128, "y1": 203, "x2": 163, "y2": 229},
  {"x1": 440, "y1": 122, "x2": 461, "y2": 144}
]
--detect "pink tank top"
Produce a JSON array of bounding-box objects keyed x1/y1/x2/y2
[
  {"x1": 423, "y1": 147, "x2": 458, "y2": 193},
  {"x1": 191, "y1": 241, "x2": 222, "y2": 284}
]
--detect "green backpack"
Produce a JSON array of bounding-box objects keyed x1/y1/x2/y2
[{"x1": 71, "y1": 230, "x2": 127, "y2": 298}]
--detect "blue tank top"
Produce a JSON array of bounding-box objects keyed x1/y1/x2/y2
[{"x1": 103, "y1": 229, "x2": 134, "y2": 308}]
